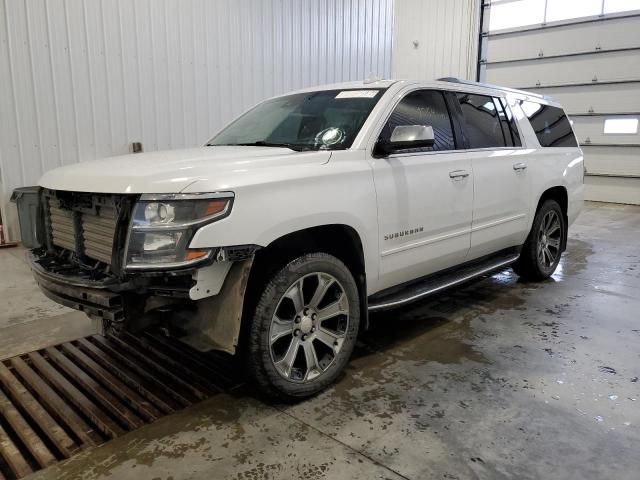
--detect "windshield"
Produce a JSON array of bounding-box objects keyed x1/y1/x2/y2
[{"x1": 208, "y1": 89, "x2": 386, "y2": 151}]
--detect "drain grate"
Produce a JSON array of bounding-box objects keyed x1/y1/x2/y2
[{"x1": 0, "y1": 332, "x2": 240, "y2": 479}]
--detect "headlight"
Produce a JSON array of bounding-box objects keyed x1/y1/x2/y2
[{"x1": 124, "y1": 192, "x2": 233, "y2": 270}]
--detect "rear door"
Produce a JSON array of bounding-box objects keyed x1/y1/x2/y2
[
  {"x1": 453, "y1": 92, "x2": 532, "y2": 259},
  {"x1": 370, "y1": 89, "x2": 473, "y2": 290}
]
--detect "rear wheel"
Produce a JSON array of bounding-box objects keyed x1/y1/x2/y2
[
  {"x1": 513, "y1": 199, "x2": 565, "y2": 281},
  {"x1": 244, "y1": 252, "x2": 359, "y2": 401}
]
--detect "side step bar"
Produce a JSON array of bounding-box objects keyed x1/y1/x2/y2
[{"x1": 368, "y1": 253, "x2": 520, "y2": 312}]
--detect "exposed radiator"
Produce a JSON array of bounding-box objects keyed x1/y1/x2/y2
[
  {"x1": 47, "y1": 197, "x2": 118, "y2": 265},
  {"x1": 82, "y1": 206, "x2": 117, "y2": 264},
  {"x1": 48, "y1": 199, "x2": 76, "y2": 251}
]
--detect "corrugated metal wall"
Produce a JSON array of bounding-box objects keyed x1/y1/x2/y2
[
  {"x1": 0, "y1": 0, "x2": 394, "y2": 239},
  {"x1": 392, "y1": 0, "x2": 480, "y2": 80}
]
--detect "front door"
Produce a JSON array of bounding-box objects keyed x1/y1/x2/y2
[{"x1": 371, "y1": 89, "x2": 473, "y2": 291}]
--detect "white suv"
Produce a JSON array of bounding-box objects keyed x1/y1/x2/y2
[{"x1": 24, "y1": 78, "x2": 583, "y2": 400}]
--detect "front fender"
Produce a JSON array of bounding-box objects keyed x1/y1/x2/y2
[{"x1": 185, "y1": 162, "x2": 380, "y2": 293}]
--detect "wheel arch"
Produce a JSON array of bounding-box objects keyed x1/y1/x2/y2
[
  {"x1": 242, "y1": 224, "x2": 370, "y2": 345},
  {"x1": 535, "y1": 185, "x2": 569, "y2": 251}
]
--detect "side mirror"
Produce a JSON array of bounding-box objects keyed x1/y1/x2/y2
[{"x1": 376, "y1": 125, "x2": 435, "y2": 155}]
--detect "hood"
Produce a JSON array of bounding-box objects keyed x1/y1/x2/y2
[{"x1": 38, "y1": 146, "x2": 331, "y2": 194}]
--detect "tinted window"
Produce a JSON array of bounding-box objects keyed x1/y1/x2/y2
[
  {"x1": 379, "y1": 90, "x2": 455, "y2": 152},
  {"x1": 456, "y1": 93, "x2": 507, "y2": 148},
  {"x1": 522, "y1": 101, "x2": 578, "y2": 147},
  {"x1": 498, "y1": 97, "x2": 522, "y2": 147},
  {"x1": 493, "y1": 97, "x2": 513, "y2": 147}
]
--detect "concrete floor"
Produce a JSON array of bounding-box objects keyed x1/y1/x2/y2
[
  {"x1": 0, "y1": 247, "x2": 95, "y2": 360},
  {"x1": 2, "y1": 201, "x2": 638, "y2": 480}
]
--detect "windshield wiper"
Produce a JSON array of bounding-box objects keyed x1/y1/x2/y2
[{"x1": 213, "y1": 141, "x2": 311, "y2": 152}]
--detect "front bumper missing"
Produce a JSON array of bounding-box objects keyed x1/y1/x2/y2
[
  {"x1": 29, "y1": 249, "x2": 256, "y2": 355},
  {"x1": 30, "y1": 257, "x2": 125, "y2": 322}
]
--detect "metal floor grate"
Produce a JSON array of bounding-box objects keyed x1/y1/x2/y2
[{"x1": 0, "y1": 332, "x2": 240, "y2": 479}]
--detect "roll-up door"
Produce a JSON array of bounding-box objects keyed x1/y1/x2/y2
[{"x1": 479, "y1": 3, "x2": 640, "y2": 204}]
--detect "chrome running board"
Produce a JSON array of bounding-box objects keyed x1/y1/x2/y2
[{"x1": 368, "y1": 253, "x2": 520, "y2": 312}]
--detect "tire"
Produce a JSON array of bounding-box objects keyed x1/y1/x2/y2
[
  {"x1": 513, "y1": 199, "x2": 565, "y2": 281},
  {"x1": 244, "y1": 252, "x2": 360, "y2": 401}
]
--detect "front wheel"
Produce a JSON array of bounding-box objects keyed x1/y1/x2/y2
[
  {"x1": 244, "y1": 252, "x2": 359, "y2": 401},
  {"x1": 513, "y1": 199, "x2": 565, "y2": 281}
]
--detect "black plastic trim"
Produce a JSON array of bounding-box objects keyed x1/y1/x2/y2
[
  {"x1": 444, "y1": 91, "x2": 468, "y2": 149},
  {"x1": 31, "y1": 264, "x2": 125, "y2": 321}
]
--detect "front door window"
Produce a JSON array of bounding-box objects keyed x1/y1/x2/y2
[{"x1": 379, "y1": 90, "x2": 456, "y2": 153}]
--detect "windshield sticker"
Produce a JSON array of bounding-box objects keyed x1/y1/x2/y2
[{"x1": 335, "y1": 90, "x2": 379, "y2": 99}]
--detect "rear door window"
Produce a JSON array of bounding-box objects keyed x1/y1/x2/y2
[
  {"x1": 455, "y1": 93, "x2": 507, "y2": 149},
  {"x1": 521, "y1": 101, "x2": 578, "y2": 147}
]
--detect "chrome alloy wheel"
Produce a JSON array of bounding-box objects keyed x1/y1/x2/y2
[
  {"x1": 537, "y1": 210, "x2": 562, "y2": 268},
  {"x1": 269, "y1": 272, "x2": 350, "y2": 383}
]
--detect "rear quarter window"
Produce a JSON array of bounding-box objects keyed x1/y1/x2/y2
[{"x1": 521, "y1": 101, "x2": 578, "y2": 147}]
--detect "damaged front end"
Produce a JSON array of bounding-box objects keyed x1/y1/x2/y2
[{"x1": 26, "y1": 188, "x2": 257, "y2": 355}]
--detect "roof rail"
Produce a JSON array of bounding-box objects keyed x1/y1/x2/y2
[{"x1": 437, "y1": 77, "x2": 547, "y2": 100}]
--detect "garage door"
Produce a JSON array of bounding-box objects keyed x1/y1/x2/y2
[{"x1": 479, "y1": 1, "x2": 640, "y2": 205}]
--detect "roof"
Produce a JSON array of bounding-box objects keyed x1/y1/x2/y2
[
  {"x1": 288, "y1": 79, "x2": 398, "y2": 94},
  {"x1": 281, "y1": 77, "x2": 555, "y2": 105},
  {"x1": 436, "y1": 77, "x2": 547, "y2": 100}
]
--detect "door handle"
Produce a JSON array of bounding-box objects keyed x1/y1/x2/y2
[
  {"x1": 449, "y1": 169, "x2": 470, "y2": 179},
  {"x1": 513, "y1": 162, "x2": 527, "y2": 171}
]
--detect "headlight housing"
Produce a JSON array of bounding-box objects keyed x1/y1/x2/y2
[{"x1": 124, "y1": 192, "x2": 233, "y2": 270}]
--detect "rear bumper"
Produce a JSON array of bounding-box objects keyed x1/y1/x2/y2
[{"x1": 29, "y1": 251, "x2": 126, "y2": 321}]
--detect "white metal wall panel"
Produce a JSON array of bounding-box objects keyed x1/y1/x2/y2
[
  {"x1": 527, "y1": 82, "x2": 640, "y2": 114},
  {"x1": 393, "y1": 0, "x2": 480, "y2": 80},
  {"x1": 0, "y1": 0, "x2": 394, "y2": 240},
  {"x1": 581, "y1": 145, "x2": 640, "y2": 176},
  {"x1": 486, "y1": 15, "x2": 640, "y2": 62},
  {"x1": 483, "y1": 9, "x2": 640, "y2": 205},
  {"x1": 485, "y1": 49, "x2": 640, "y2": 87}
]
